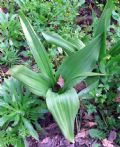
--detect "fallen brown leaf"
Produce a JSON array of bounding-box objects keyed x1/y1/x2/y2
[
  {"x1": 75, "y1": 138, "x2": 89, "y2": 146},
  {"x1": 6, "y1": 70, "x2": 11, "y2": 75},
  {"x1": 0, "y1": 7, "x2": 8, "y2": 13},
  {"x1": 57, "y1": 75, "x2": 64, "y2": 88},
  {"x1": 85, "y1": 122, "x2": 97, "y2": 127},
  {"x1": 102, "y1": 139, "x2": 115, "y2": 147},
  {"x1": 108, "y1": 130, "x2": 117, "y2": 143},
  {"x1": 114, "y1": 97, "x2": 120, "y2": 103},
  {"x1": 41, "y1": 137, "x2": 51, "y2": 144},
  {"x1": 75, "y1": 81, "x2": 86, "y2": 92},
  {"x1": 76, "y1": 129, "x2": 88, "y2": 138},
  {"x1": 83, "y1": 112, "x2": 94, "y2": 120}
]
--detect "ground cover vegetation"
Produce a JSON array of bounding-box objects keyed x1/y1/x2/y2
[{"x1": 0, "y1": 0, "x2": 120, "y2": 146}]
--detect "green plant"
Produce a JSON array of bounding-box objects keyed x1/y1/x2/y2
[
  {"x1": 82, "y1": 1, "x2": 120, "y2": 134},
  {"x1": 0, "y1": 130, "x2": 24, "y2": 147},
  {"x1": 9, "y1": 10, "x2": 104, "y2": 142},
  {"x1": 15, "y1": 0, "x2": 86, "y2": 60},
  {"x1": 0, "y1": 7, "x2": 24, "y2": 66},
  {"x1": 0, "y1": 41, "x2": 19, "y2": 66},
  {"x1": 0, "y1": 11, "x2": 19, "y2": 40},
  {"x1": 89, "y1": 129, "x2": 106, "y2": 140},
  {"x1": 86, "y1": 104, "x2": 97, "y2": 115},
  {"x1": 9, "y1": 0, "x2": 117, "y2": 142},
  {"x1": 82, "y1": 0, "x2": 120, "y2": 100},
  {"x1": 16, "y1": 0, "x2": 82, "y2": 36},
  {"x1": 42, "y1": 0, "x2": 115, "y2": 97},
  {"x1": 109, "y1": 1, "x2": 120, "y2": 43},
  {"x1": 0, "y1": 78, "x2": 47, "y2": 146},
  {"x1": 0, "y1": 11, "x2": 19, "y2": 66}
]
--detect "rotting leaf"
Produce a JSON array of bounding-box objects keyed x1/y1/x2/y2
[
  {"x1": 102, "y1": 139, "x2": 115, "y2": 147},
  {"x1": 85, "y1": 122, "x2": 97, "y2": 127},
  {"x1": 57, "y1": 75, "x2": 64, "y2": 88},
  {"x1": 108, "y1": 130, "x2": 117, "y2": 143},
  {"x1": 75, "y1": 129, "x2": 89, "y2": 138},
  {"x1": 114, "y1": 97, "x2": 120, "y2": 103}
]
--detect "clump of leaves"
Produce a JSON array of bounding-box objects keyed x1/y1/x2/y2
[
  {"x1": 0, "y1": 78, "x2": 47, "y2": 146},
  {"x1": 10, "y1": 10, "x2": 103, "y2": 142},
  {"x1": 16, "y1": 0, "x2": 82, "y2": 37},
  {"x1": 83, "y1": 0, "x2": 120, "y2": 133},
  {"x1": 10, "y1": 0, "x2": 116, "y2": 143},
  {"x1": 0, "y1": 42, "x2": 19, "y2": 66},
  {"x1": 0, "y1": 130, "x2": 24, "y2": 147},
  {"x1": 15, "y1": 0, "x2": 86, "y2": 61},
  {"x1": 89, "y1": 129, "x2": 106, "y2": 140},
  {"x1": 0, "y1": 8, "x2": 23, "y2": 66}
]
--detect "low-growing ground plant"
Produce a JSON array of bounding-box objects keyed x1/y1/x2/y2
[
  {"x1": 0, "y1": 78, "x2": 47, "y2": 146},
  {"x1": 0, "y1": 7, "x2": 23, "y2": 66},
  {"x1": 77, "y1": 1, "x2": 120, "y2": 144},
  {"x1": 15, "y1": 0, "x2": 83, "y2": 37},
  {"x1": 0, "y1": 0, "x2": 85, "y2": 68}
]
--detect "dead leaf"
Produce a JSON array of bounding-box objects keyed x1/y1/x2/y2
[
  {"x1": 85, "y1": 122, "x2": 97, "y2": 127},
  {"x1": 114, "y1": 97, "x2": 120, "y2": 103},
  {"x1": 0, "y1": 7, "x2": 8, "y2": 13},
  {"x1": 0, "y1": 8, "x2": 3, "y2": 13},
  {"x1": 83, "y1": 112, "x2": 94, "y2": 120},
  {"x1": 41, "y1": 137, "x2": 51, "y2": 144},
  {"x1": 108, "y1": 130, "x2": 117, "y2": 143},
  {"x1": 75, "y1": 138, "x2": 89, "y2": 145},
  {"x1": 76, "y1": 129, "x2": 88, "y2": 138},
  {"x1": 6, "y1": 70, "x2": 11, "y2": 75},
  {"x1": 75, "y1": 81, "x2": 86, "y2": 92},
  {"x1": 102, "y1": 139, "x2": 115, "y2": 147},
  {"x1": 57, "y1": 75, "x2": 64, "y2": 88}
]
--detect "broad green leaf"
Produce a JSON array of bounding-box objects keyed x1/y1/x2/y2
[
  {"x1": 15, "y1": 139, "x2": 25, "y2": 147},
  {"x1": 94, "y1": 0, "x2": 114, "y2": 61},
  {"x1": 19, "y1": 12, "x2": 55, "y2": 85},
  {"x1": 0, "y1": 99, "x2": 13, "y2": 110},
  {"x1": 42, "y1": 32, "x2": 85, "y2": 55},
  {"x1": 109, "y1": 40, "x2": 120, "y2": 56},
  {"x1": 10, "y1": 65, "x2": 50, "y2": 97},
  {"x1": 68, "y1": 72, "x2": 104, "y2": 83},
  {"x1": 56, "y1": 35, "x2": 101, "y2": 90},
  {"x1": 22, "y1": 117, "x2": 39, "y2": 141},
  {"x1": 0, "y1": 116, "x2": 9, "y2": 127},
  {"x1": 42, "y1": 32, "x2": 75, "y2": 55},
  {"x1": 42, "y1": 32, "x2": 85, "y2": 53},
  {"x1": 12, "y1": 115, "x2": 20, "y2": 126},
  {"x1": 0, "y1": 113, "x2": 16, "y2": 127},
  {"x1": 69, "y1": 37, "x2": 85, "y2": 51},
  {"x1": 65, "y1": 72, "x2": 104, "y2": 91},
  {"x1": 46, "y1": 88, "x2": 79, "y2": 143}
]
